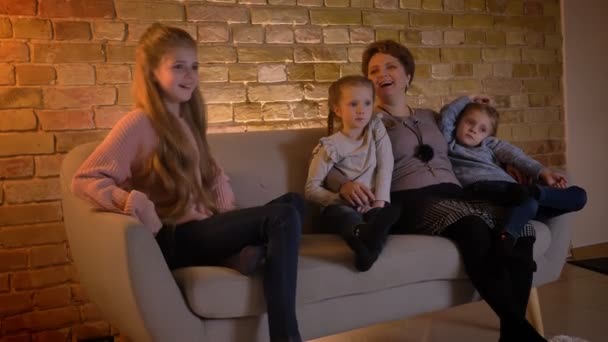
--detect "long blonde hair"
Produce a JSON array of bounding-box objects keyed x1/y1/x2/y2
[{"x1": 133, "y1": 23, "x2": 218, "y2": 224}]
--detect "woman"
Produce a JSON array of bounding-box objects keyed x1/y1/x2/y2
[{"x1": 328, "y1": 40, "x2": 545, "y2": 342}]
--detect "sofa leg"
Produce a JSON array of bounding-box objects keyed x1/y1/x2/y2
[{"x1": 526, "y1": 287, "x2": 544, "y2": 336}]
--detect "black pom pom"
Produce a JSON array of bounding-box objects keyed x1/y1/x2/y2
[{"x1": 416, "y1": 144, "x2": 434, "y2": 162}]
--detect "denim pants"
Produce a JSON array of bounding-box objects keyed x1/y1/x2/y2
[
  {"x1": 468, "y1": 181, "x2": 587, "y2": 237},
  {"x1": 320, "y1": 204, "x2": 385, "y2": 236},
  {"x1": 155, "y1": 192, "x2": 304, "y2": 341}
]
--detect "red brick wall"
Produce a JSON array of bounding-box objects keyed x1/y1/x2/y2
[{"x1": 1, "y1": 0, "x2": 564, "y2": 340}]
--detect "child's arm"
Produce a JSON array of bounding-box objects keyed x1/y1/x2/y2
[
  {"x1": 372, "y1": 118, "x2": 393, "y2": 208},
  {"x1": 538, "y1": 168, "x2": 568, "y2": 188},
  {"x1": 71, "y1": 112, "x2": 163, "y2": 234},
  {"x1": 439, "y1": 96, "x2": 471, "y2": 143},
  {"x1": 304, "y1": 144, "x2": 342, "y2": 207},
  {"x1": 489, "y1": 138, "x2": 545, "y2": 181}
]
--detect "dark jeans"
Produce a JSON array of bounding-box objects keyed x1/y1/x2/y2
[
  {"x1": 466, "y1": 181, "x2": 587, "y2": 237},
  {"x1": 319, "y1": 204, "x2": 390, "y2": 237},
  {"x1": 155, "y1": 192, "x2": 303, "y2": 342}
]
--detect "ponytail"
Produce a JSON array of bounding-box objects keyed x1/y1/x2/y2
[{"x1": 327, "y1": 110, "x2": 336, "y2": 135}]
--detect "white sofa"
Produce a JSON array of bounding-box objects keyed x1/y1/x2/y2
[{"x1": 59, "y1": 128, "x2": 572, "y2": 341}]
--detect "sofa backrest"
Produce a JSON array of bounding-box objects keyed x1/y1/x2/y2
[
  {"x1": 209, "y1": 128, "x2": 325, "y2": 233},
  {"x1": 63, "y1": 128, "x2": 326, "y2": 233}
]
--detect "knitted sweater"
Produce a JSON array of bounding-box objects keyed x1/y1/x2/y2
[
  {"x1": 71, "y1": 109, "x2": 236, "y2": 234},
  {"x1": 305, "y1": 117, "x2": 393, "y2": 207},
  {"x1": 439, "y1": 96, "x2": 544, "y2": 187}
]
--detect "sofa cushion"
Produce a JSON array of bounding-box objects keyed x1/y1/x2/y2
[{"x1": 172, "y1": 220, "x2": 550, "y2": 319}]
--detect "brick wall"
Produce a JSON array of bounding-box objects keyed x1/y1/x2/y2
[{"x1": 0, "y1": 0, "x2": 563, "y2": 340}]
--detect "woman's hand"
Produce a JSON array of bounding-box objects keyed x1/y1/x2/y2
[
  {"x1": 339, "y1": 181, "x2": 375, "y2": 207},
  {"x1": 539, "y1": 168, "x2": 568, "y2": 188}
]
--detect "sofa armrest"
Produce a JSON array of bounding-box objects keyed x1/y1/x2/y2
[
  {"x1": 61, "y1": 191, "x2": 205, "y2": 341},
  {"x1": 533, "y1": 212, "x2": 573, "y2": 285}
]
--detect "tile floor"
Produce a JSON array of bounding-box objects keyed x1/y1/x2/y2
[{"x1": 312, "y1": 264, "x2": 608, "y2": 342}]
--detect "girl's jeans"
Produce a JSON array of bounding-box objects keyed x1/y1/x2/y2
[
  {"x1": 466, "y1": 181, "x2": 587, "y2": 237},
  {"x1": 155, "y1": 192, "x2": 304, "y2": 341}
]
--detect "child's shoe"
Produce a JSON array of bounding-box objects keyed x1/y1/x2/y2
[
  {"x1": 359, "y1": 205, "x2": 401, "y2": 253},
  {"x1": 350, "y1": 224, "x2": 378, "y2": 272}
]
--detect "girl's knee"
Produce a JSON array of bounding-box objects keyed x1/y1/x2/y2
[
  {"x1": 278, "y1": 192, "x2": 306, "y2": 218},
  {"x1": 269, "y1": 203, "x2": 302, "y2": 237},
  {"x1": 570, "y1": 186, "x2": 587, "y2": 211},
  {"x1": 521, "y1": 197, "x2": 539, "y2": 216}
]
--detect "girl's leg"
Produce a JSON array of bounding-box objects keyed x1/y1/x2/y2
[
  {"x1": 503, "y1": 198, "x2": 539, "y2": 238},
  {"x1": 169, "y1": 203, "x2": 302, "y2": 342},
  {"x1": 465, "y1": 181, "x2": 529, "y2": 206},
  {"x1": 222, "y1": 193, "x2": 306, "y2": 275},
  {"x1": 441, "y1": 216, "x2": 545, "y2": 342},
  {"x1": 532, "y1": 185, "x2": 587, "y2": 219},
  {"x1": 320, "y1": 204, "x2": 377, "y2": 271},
  {"x1": 496, "y1": 198, "x2": 538, "y2": 258},
  {"x1": 361, "y1": 203, "x2": 401, "y2": 253},
  {"x1": 267, "y1": 192, "x2": 306, "y2": 219}
]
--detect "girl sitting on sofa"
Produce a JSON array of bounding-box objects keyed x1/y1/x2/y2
[
  {"x1": 71, "y1": 23, "x2": 304, "y2": 342},
  {"x1": 305, "y1": 75, "x2": 400, "y2": 272}
]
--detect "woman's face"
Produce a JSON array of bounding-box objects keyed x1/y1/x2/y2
[{"x1": 366, "y1": 53, "x2": 410, "y2": 103}]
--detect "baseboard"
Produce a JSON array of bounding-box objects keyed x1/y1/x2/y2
[{"x1": 570, "y1": 242, "x2": 608, "y2": 260}]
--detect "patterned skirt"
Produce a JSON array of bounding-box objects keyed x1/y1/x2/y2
[{"x1": 392, "y1": 184, "x2": 536, "y2": 238}]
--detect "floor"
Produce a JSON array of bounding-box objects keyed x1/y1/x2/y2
[{"x1": 312, "y1": 264, "x2": 608, "y2": 342}]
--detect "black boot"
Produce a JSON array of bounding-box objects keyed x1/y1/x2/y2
[
  {"x1": 347, "y1": 225, "x2": 378, "y2": 272},
  {"x1": 358, "y1": 204, "x2": 401, "y2": 253}
]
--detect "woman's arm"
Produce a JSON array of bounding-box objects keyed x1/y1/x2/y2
[
  {"x1": 305, "y1": 145, "x2": 342, "y2": 207},
  {"x1": 373, "y1": 118, "x2": 394, "y2": 206},
  {"x1": 71, "y1": 112, "x2": 163, "y2": 234}
]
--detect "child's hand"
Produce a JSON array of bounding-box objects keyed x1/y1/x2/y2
[
  {"x1": 371, "y1": 200, "x2": 386, "y2": 209},
  {"x1": 357, "y1": 205, "x2": 371, "y2": 214},
  {"x1": 357, "y1": 201, "x2": 386, "y2": 213},
  {"x1": 468, "y1": 94, "x2": 491, "y2": 104},
  {"x1": 340, "y1": 181, "x2": 375, "y2": 207},
  {"x1": 539, "y1": 168, "x2": 568, "y2": 188}
]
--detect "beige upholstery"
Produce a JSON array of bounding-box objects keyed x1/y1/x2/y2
[{"x1": 60, "y1": 128, "x2": 573, "y2": 342}]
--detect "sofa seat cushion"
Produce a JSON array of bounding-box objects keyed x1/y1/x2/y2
[{"x1": 172, "y1": 220, "x2": 550, "y2": 319}]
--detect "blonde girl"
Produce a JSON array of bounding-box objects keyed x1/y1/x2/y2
[
  {"x1": 72, "y1": 23, "x2": 303, "y2": 342},
  {"x1": 305, "y1": 75, "x2": 400, "y2": 272}
]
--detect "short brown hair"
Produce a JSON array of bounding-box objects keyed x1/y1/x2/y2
[
  {"x1": 327, "y1": 75, "x2": 375, "y2": 135},
  {"x1": 362, "y1": 40, "x2": 416, "y2": 87},
  {"x1": 458, "y1": 102, "x2": 500, "y2": 136}
]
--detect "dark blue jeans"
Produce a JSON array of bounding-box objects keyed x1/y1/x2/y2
[
  {"x1": 468, "y1": 181, "x2": 587, "y2": 237},
  {"x1": 320, "y1": 204, "x2": 385, "y2": 236},
  {"x1": 155, "y1": 192, "x2": 303, "y2": 342}
]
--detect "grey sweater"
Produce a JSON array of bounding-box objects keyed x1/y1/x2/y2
[
  {"x1": 439, "y1": 96, "x2": 544, "y2": 187},
  {"x1": 379, "y1": 108, "x2": 460, "y2": 192},
  {"x1": 305, "y1": 117, "x2": 394, "y2": 207}
]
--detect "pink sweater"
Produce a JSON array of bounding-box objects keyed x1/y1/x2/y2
[{"x1": 71, "y1": 109, "x2": 236, "y2": 234}]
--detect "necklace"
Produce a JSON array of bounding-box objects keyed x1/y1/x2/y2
[{"x1": 377, "y1": 105, "x2": 435, "y2": 163}]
